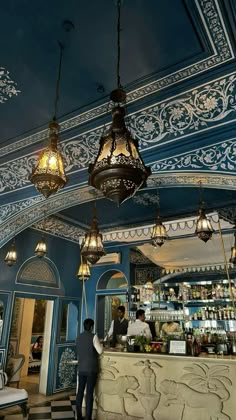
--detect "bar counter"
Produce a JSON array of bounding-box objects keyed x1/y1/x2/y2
[{"x1": 96, "y1": 349, "x2": 235, "y2": 420}]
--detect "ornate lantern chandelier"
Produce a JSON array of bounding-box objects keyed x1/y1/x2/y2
[
  {"x1": 77, "y1": 256, "x2": 91, "y2": 280},
  {"x1": 151, "y1": 186, "x2": 167, "y2": 247},
  {"x1": 5, "y1": 238, "x2": 17, "y2": 267},
  {"x1": 195, "y1": 182, "x2": 214, "y2": 243},
  {"x1": 81, "y1": 208, "x2": 105, "y2": 265},
  {"x1": 230, "y1": 228, "x2": 236, "y2": 265},
  {"x1": 29, "y1": 41, "x2": 68, "y2": 198},
  {"x1": 88, "y1": 0, "x2": 151, "y2": 206}
]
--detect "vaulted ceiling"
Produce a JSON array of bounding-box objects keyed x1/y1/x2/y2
[{"x1": 0, "y1": 0, "x2": 235, "y2": 263}]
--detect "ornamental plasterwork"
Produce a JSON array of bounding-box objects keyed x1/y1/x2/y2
[
  {"x1": 58, "y1": 347, "x2": 76, "y2": 388},
  {"x1": 129, "y1": 76, "x2": 236, "y2": 147},
  {"x1": 33, "y1": 216, "x2": 84, "y2": 244},
  {"x1": 132, "y1": 192, "x2": 160, "y2": 207},
  {"x1": 0, "y1": 195, "x2": 44, "y2": 223},
  {"x1": 0, "y1": 0, "x2": 233, "y2": 157},
  {"x1": 0, "y1": 176, "x2": 232, "y2": 248},
  {"x1": 218, "y1": 207, "x2": 236, "y2": 224},
  {"x1": 0, "y1": 67, "x2": 20, "y2": 103},
  {"x1": 0, "y1": 186, "x2": 94, "y2": 244},
  {"x1": 129, "y1": 250, "x2": 153, "y2": 265},
  {"x1": 151, "y1": 140, "x2": 236, "y2": 172},
  {"x1": 1, "y1": 75, "x2": 236, "y2": 195},
  {"x1": 148, "y1": 173, "x2": 236, "y2": 189}
]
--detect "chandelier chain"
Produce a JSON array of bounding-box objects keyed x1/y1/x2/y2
[
  {"x1": 53, "y1": 42, "x2": 64, "y2": 121},
  {"x1": 117, "y1": 0, "x2": 122, "y2": 89}
]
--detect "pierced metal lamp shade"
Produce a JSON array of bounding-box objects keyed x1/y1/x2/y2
[
  {"x1": 81, "y1": 216, "x2": 105, "y2": 265},
  {"x1": 5, "y1": 240, "x2": 17, "y2": 266},
  {"x1": 77, "y1": 257, "x2": 91, "y2": 280},
  {"x1": 230, "y1": 232, "x2": 236, "y2": 265},
  {"x1": 89, "y1": 103, "x2": 151, "y2": 206},
  {"x1": 195, "y1": 207, "x2": 214, "y2": 243},
  {"x1": 29, "y1": 121, "x2": 67, "y2": 198},
  {"x1": 151, "y1": 215, "x2": 167, "y2": 247},
  {"x1": 34, "y1": 237, "x2": 47, "y2": 258}
]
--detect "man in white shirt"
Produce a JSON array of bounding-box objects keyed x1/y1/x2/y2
[{"x1": 127, "y1": 309, "x2": 152, "y2": 341}]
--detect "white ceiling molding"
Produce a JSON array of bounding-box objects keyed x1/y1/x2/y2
[{"x1": 31, "y1": 212, "x2": 231, "y2": 246}]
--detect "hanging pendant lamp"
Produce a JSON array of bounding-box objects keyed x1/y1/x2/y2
[
  {"x1": 151, "y1": 214, "x2": 167, "y2": 247},
  {"x1": 88, "y1": 0, "x2": 151, "y2": 206},
  {"x1": 151, "y1": 186, "x2": 167, "y2": 247},
  {"x1": 195, "y1": 206, "x2": 214, "y2": 243},
  {"x1": 195, "y1": 182, "x2": 214, "y2": 243},
  {"x1": 230, "y1": 229, "x2": 236, "y2": 265},
  {"x1": 77, "y1": 256, "x2": 91, "y2": 280},
  {"x1": 29, "y1": 40, "x2": 69, "y2": 198},
  {"x1": 5, "y1": 238, "x2": 17, "y2": 267},
  {"x1": 81, "y1": 208, "x2": 105, "y2": 265},
  {"x1": 34, "y1": 237, "x2": 47, "y2": 258}
]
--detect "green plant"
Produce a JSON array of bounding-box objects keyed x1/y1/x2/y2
[{"x1": 134, "y1": 335, "x2": 148, "y2": 346}]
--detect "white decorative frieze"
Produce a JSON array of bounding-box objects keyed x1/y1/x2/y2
[
  {"x1": 33, "y1": 216, "x2": 84, "y2": 244},
  {"x1": 1, "y1": 74, "x2": 236, "y2": 194},
  {"x1": 150, "y1": 140, "x2": 236, "y2": 172}
]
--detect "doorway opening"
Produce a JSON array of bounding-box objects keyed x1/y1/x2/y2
[
  {"x1": 7, "y1": 296, "x2": 54, "y2": 396},
  {"x1": 96, "y1": 269, "x2": 128, "y2": 338}
]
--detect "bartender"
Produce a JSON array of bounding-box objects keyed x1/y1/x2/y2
[
  {"x1": 127, "y1": 309, "x2": 152, "y2": 341},
  {"x1": 107, "y1": 305, "x2": 129, "y2": 347}
]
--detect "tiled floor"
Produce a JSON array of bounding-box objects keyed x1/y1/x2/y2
[
  {"x1": 1, "y1": 396, "x2": 76, "y2": 420},
  {"x1": 0, "y1": 374, "x2": 77, "y2": 420}
]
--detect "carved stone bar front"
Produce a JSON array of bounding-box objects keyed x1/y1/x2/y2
[{"x1": 96, "y1": 351, "x2": 235, "y2": 420}]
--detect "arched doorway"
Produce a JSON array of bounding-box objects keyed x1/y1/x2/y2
[{"x1": 96, "y1": 270, "x2": 128, "y2": 338}]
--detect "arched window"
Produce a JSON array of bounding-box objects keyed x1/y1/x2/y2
[{"x1": 97, "y1": 270, "x2": 128, "y2": 290}]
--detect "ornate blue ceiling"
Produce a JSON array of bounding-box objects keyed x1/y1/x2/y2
[{"x1": 0, "y1": 0, "x2": 235, "y2": 246}]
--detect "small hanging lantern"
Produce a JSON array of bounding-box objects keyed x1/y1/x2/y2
[
  {"x1": 195, "y1": 207, "x2": 214, "y2": 243},
  {"x1": 81, "y1": 210, "x2": 105, "y2": 265},
  {"x1": 34, "y1": 237, "x2": 47, "y2": 258},
  {"x1": 230, "y1": 230, "x2": 236, "y2": 265},
  {"x1": 29, "y1": 121, "x2": 67, "y2": 198},
  {"x1": 5, "y1": 239, "x2": 17, "y2": 267},
  {"x1": 77, "y1": 256, "x2": 91, "y2": 280},
  {"x1": 151, "y1": 215, "x2": 167, "y2": 247},
  {"x1": 195, "y1": 182, "x2": 214, "y2": 243},
  {"x1": 151, "y1": 185, "x2": 167, "y2": 247},
  {"x1": 29, "y1": 36, "x2": 72, "y2": 198}
]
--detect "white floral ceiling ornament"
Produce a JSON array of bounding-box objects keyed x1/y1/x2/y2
[{"x1": 0, "y1": 67, "x2": 20, "y2": 103}]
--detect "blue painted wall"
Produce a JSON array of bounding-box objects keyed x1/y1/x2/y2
[{"x1": 0, "y1": 228, "x2": 82, "y2": 394}]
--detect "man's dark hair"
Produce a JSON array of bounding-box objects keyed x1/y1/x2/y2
[
  {"x1": 136, "y1": 309, "x2": 145, "y2": 319},
  {"x1": 117, "y1": 305, "x2": 125, "y2": 313},
  {"x1": 84, "y1": 318, "x2": 94, "y2": 331}
]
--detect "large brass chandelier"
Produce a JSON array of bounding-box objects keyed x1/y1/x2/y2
[
  {"x1": 88, "y1": 0, "x2": 151, "y2": 206},
  {"x1": 29, "y1": 41, "x2": 68, "y2": 198}
]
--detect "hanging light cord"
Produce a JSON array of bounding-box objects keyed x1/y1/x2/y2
[
  {"x1": 218, "y1": 218, "x2": 235, "y2": 311},
  {"x1": 198, "y1": 180, "x2": 203, "y2": 205},
  {"x1": 116, "y1": 0, "x2": 122, "y2": 89},
  {"x1": 80, "y1": 244, "x2": 88, "y2": 318},
  {"x1": 53, "y1": 42, "x2": 64, "y2": 121}
]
